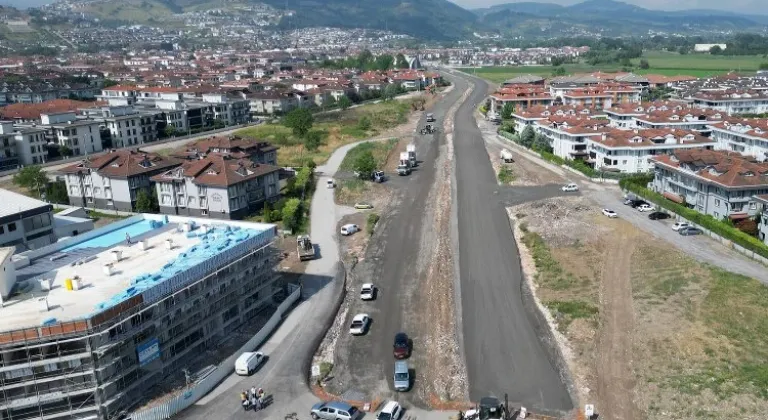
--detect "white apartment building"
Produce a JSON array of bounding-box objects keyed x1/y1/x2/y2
[
  {"x1": 0, "y1": 189, "x2": 56, "y2": 251},
  {"x1": 690, "y1": 90, "x2": 768, "y2": 115},
  {"x1": 247, "y1": 91, "x2": 300, "y2": 115},
  {"x1": 709, "y1": 118, "x2": 768, "y2": 162},
  {"x1": 587, "y1": 128, "x2": 716, "y2": 173},
  {"x1": 0, "y1": 121, "x2": 46, "y2": 166},
  {"x1": 202, "y1": 93, "x2": 250, "y2": 126},
  {"x1": 152, "y1": 155, "x2": 281, "y2": 220},
  {"x1": 534, "y1": 117, "x2": 610, "y2": 161},
  {"x1": 60, "y1": 149, "x2": 181, "y2": 212},
  {"x1": 42, "y1": 112, "x2": 103, "y2": 155}
]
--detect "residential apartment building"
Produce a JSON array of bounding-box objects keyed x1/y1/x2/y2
[
  {"x1": 559, "y1": 84, "x2": 641, "y2": 109},
  {"x1": 511, "y1": 105, "x2": 606, "y2": 133},
  {"x1": 605, "y1": 102, "x2": 724, "y2": 132},
  {"x1": 587, "y1": 128, "x2": 716, "y2": 173},
  {"x1": 41, "y1": 112, "x2": 104, "y2": 156},
  {"x1": 535, "y1": 117, "x2": 609, "y2": 161},
  {"x1": 709, "y1": 118, "x2": 768, "y2": 161},
  {"x1": 60, "y1": 149, "x2": 182, "y2": 211},
  {"x1": 651, "y1": 149, "x2": 768, "y2": 220},
  {"x1": 152, "y1": 155, "x2": 281, "y2": 220},
  {"x1": 689, "y1": 89, "x2": 768, "y2": 115},
  {"x1": 0, "y1": 215, "x2": 287, "y2": 420},
  {"x1": 169, "y1": 135, "x2": 278, "y2": 166},
  {"x1": 0, "y1": 122, "x2": 46, "y2": 168},
  {"x1": 489, "y1": 86, "x2": 554, "y2": 113},
  {"x1": 0, "y1": 189, "x2": 57, "y2": 251},
  {"x1": 247, "y1": 91, "x2": 302, "y2": 115},
  {"x1": 202, "y1": 93, "x2": 250, "y2": 126}
]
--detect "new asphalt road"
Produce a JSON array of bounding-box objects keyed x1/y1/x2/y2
[{"x1": 449, "y1": 71, "x2": 574, "y2": 411}]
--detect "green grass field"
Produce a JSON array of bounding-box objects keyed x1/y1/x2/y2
[{"x1": 470, "y1": 50, "x2": 767, "y2": 83}]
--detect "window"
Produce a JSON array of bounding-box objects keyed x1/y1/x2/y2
[
  {"x1": 8, "y1": 223, "x2": 16, "y2": 232},
  {"x1": 750, "y1": 202, "x2": 757, "y2": 210},
  {"x1": 715, "y1": 199, "x2": 721, "y2": 207},
  {"x1": 0, "y1": 226, "x2": 4, "y2": 234}
]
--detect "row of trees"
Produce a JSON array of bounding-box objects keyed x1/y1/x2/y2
[
  {"x1": 320, "y1": 49, "x2": 411, "y2": 71},
  {"x1": 12, "y1": 166, "x2": 69, "y2": 204}
]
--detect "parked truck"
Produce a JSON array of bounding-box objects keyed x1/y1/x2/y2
[
  {"x1": 406, "y1": 144, "x2": 417, "y2": 167},
  {"x1": 297, "y1": 235, "x2": 315, "y2": 261},
  {"x1": 397, "y1": 152, "x2": 411, "y2": 175},
  {"x1": 500, "y1": 149, "x2": 514, "y2": 163}
]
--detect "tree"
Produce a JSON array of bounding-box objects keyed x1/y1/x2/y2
[
  {"x1": 212, "y1": 119, "x2": 226, "y2": 129},
  {"x1": 760, "y1": 63, "x2": 768, "y2": 70},
  {"x1": 337, "y1": 95, "x2": 352, "y2": 110},
  {"x1": 59, "y1": 145, "x2": 73, "y2": 158},
  {"x1": 395, "y1": 53, "x2": 410, "y2": 69},
  {"x1": 45, "y1": 181, "x2": 69, "y2": 204},
  {"x1": 520, "y1": 125, "x2": 535, "y2": 148},
  {"x1": 284, "y1": 108, "x2": 314, "y2": 138},
  {"x1": 500, "y1": 102, "x2": 515, "y2": 120},
  {"x1": 281, "y1": 198, "x2": 303, "y2": 234},
  {"x1": 135, "y1": 189, "x2": 159, "y2": 213},
  {"x1": 639, "y1": 59, "x2": 650, "y2": 69},
  {"x1": 383, "y1": 84, "x2": 400, "y2": 100},
  {"x1": 357, "y1": 116, "x2": 372, "y2": 131},
  {"x1": 294, "y1": 166, "x2": 314, "y2": 197},
  {"x1": 551, "y1": 66, "x2": 567, "y2": 77},
  {"x1": 532, "y1": 133, "x2": 552, "y2": 153},
  {"x1": 13, "y1": 165, "x2": 48, "y2": 197},
  {"x1": 353, "y1": 150, "x2": 376, "y2": 177},
  {"x1": 304, "y1": 130, "x2": 323, "y2": 152},
  {"x1": 263, "y1": 201, "x2": 274, "y2": 223},
  {"x1": 164, "y1": 125, "x2": 177, "y2": 138},
  {"x1": 709, "y1": 45, "x2": 723, "y2": 55}
]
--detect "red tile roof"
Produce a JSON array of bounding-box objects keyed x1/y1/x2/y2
[
  {"x1": 60, "y1": 149, "x2": 182, "y2": 178},
  {"x1": 0, "y1": 99, "x2": 98, "y2": 121},
  {"x1": 592, "y1": 128, "x2": 714, "y2": 148},
  {"x1": 708, "y1": 117, "x2": 768, "y2": 141},
  {"x1": 652, "y1": 149, "x2": 768, "y2": 188},
  {"x1": 152, "y1": 155, "x2": 280, "y2": 187}
]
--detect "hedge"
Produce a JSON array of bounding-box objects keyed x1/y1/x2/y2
[{"x1": 620, "y1": 179, "x2": 768, "y2": 260}]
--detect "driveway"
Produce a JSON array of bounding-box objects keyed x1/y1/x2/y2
[{"x1": 449, "y1": 71, "x2": 574, "y2": 412}]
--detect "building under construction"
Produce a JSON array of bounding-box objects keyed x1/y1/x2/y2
[{"x1": 0, "y1": 214, "x2": 285, "y2": 420}]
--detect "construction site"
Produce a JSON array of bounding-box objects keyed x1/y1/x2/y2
[{"x1": 0, "y1": 214, "x2": 289, "y2": 420}]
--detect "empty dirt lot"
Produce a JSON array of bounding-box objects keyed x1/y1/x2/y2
[{"x1": 487, "y1": 136, "x2": 768, "y2": 419}]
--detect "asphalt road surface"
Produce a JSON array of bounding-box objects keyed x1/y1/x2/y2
[
  {"x1": 327, "y1": 79, "x2": 468, "y2": 405},
  {"x1": 450, "y1": 71, "x2": 574, "y2": 411}
]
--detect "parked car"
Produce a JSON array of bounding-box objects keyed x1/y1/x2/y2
[
  {"x1": 637, "y1": 204, "x2": 654, "y2": 212},
  {"x1": 377, "y1": 401, "x2": 403, "y2": 420},
  {"x1": 602, "y1": 209, "x2": 618, "y2": 218},
  {"x1": 349, "y1": 314, "x2": 370, "y2": 335},
  {"x1": 326, "y1": 179, "x2": 335, "y2": 189},
  {"x1": 628, "y1": 200, "x2": 647, "y2": 208},
  {"x1": 393, "y1": 332, "x2": 411, "y2": 359},
  {"x1": 672, "y1": 221, "x2": 690, "y2": 231},
  {"x1": 679, "y1": 227, "x2": 703, "y2": 236},
  {"x1": 648, "y1": 211, "x2": 670, "y2": 220},
  {"x1": 310, "y1": 401, "x2": 362, "y2": 420},
  {"x1": 354, "y1": 202, "x2": 374, "y2": 210},
  {"x1": 234, "y1": 351, "x2": 266, "y2": 376},
  {"x1": 340, "y1": 224, "x2": 360, "y2": 236},
  {"x1": 561, "y1": 183, "x2": 579, "y2": 192},
  {"x1": 360, "y1": 283, "x2": 376, "y2": 300}
]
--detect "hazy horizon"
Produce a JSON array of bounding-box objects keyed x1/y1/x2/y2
[{"x1": 0, "y1": 0, "x2": 763, "y2": 14}]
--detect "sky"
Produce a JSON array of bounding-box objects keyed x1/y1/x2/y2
[{"x1": 449, "y1": 0, "x2": 763, "y2": 13}]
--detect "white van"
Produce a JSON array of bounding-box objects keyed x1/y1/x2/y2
[
  {"x1": 235, "y1": 351, "x2": 265, "y2": 375},
  {"x1": 327, "y1": 179, "x2": 335, "y2": 189}
]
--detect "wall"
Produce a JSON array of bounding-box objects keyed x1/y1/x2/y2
[{"x1": 127, "y1": 284, "x2": 301, "y2": 420}]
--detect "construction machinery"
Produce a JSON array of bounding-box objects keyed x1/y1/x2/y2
[
  {"x1": 420, "y1": 124, "x2": 436, "y2": 135},
  {"x1": 465, "y1": 396, "x2": 507, "y2": 420},
  {"x1": 406, "y1": 143, "x2": 417, "y2": 167},
  {"x1": 500, "y1": 149, "x2": 514, "y2": 163},
  {"x1": 297, "y1": 235, "x2": 315, "y2": 261},
  {"x1": 397, "y1": 152, "x2": 412, "y2": 176}
]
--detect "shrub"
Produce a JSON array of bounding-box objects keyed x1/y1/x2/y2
[{"x1": 366, "y1": 213, "x2": 380, "y2": 235}]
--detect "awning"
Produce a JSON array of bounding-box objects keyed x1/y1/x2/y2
[
  {"x1": 570, "y1": 151, "x2": 589, "y2": 156},
  {"x1": 729, "y1": 212, "x2": 749, "y2": 220},
  {"x1": 663, "y1": 191, "x2": 684, "y2": 204}
]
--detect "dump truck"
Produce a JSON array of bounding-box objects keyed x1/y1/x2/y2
[
  {"x1": 297, "y1": 235, "x2": 315, "y2": 261},
  {"x1": 406, "y1": 144, "x2": 417, "y2": 167},
  {"x1": 397, "y1": 152, "x2": 411, "y2": 175},
  {"x1": 500, "y1": 149, "x2": 514, "y2": 163}
]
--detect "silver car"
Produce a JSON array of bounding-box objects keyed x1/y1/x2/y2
[{"x1": 310, "y1": 401, "x2": 362, "y2": 420}]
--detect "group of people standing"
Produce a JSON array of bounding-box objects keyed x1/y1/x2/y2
[{"x1": 240, "y1": 387, "x2": 265, "y2": 411}]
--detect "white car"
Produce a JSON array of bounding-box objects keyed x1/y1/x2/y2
[
  {"x1": 377, "y1": 401, "x2": 403, "y2": 420},
  {"x1": 340, "y1": 224, "x2": 360, "y2": 236},
  {"x1": 326, "y1": 179, "x2": 335, "y2": 189},
  {"x1": 349, "y1": 314, "x2": 370, "y2": 335},
  {"x1": 561, "y1": 183, "x2": 579, "y2": 192},
  {"x1": 637, "y1": 204, "x2": 654, "y2": 212},
  {"x1": 602, "y1": 209, "x2": 618, "y2": 218},
  {"x1": 360, "y1": 283, "x2": 376, "y2": 300},
  {"x1": 672, "y1": 221, "x2": 690, "y2": 231}
]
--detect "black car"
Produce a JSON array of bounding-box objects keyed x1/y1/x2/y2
[
  {"x1": 679, "y1": 227, "x2": 703, "y2": 236},
  {"x1": 648, "y1": 211, "x2": 670, "y2": 220},
  {"x1": 629, "y1": 200, "x2": 647, "y2": 208},
  {"x1": 393, "y1": 332, "x2": 410, "y2": 359}
]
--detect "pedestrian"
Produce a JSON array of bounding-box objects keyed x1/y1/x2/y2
[
  {"x1": 250, "y1": 395, "x2": 259, "y2": 411},
  {"x1": 125, "y1": 232, "x2": 132, "y2": 245},
  {"x1": 240, "y1": 391, "x2": 248, "y2": 411},
  {"x1": 249, "y1": 385, "x2": 257, "y2": 399}
]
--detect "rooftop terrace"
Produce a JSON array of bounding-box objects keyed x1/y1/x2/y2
[{"x1": 1, "y1": 215, "x2": 275, "y2": 334}]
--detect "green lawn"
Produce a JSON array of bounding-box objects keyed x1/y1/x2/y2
[{"x1": 470, "y1": 50, "x2": 768, "y2": 84}]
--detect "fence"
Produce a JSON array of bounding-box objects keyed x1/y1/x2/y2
[{"x1": 127, "y1": 284, "x2": 301, "y2": 420}]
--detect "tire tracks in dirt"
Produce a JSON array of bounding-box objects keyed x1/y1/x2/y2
[{"x1": 597, "y1": 230, "x2": 639, "y2": 420}]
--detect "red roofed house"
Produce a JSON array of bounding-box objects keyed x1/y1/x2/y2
[
  {"x1": 490, "y1": 86, "x2": 554, "y2": 113},
  {"x1": 169, "y1": 134, "x2": 277, "y2": 166},
  {"x1": 0, "y1": 99, "x2": 94, "y2": 123},
  {"x1": 151, "y1": 154, "x2": 281, "y2": 219},
  {"x1": 709, "y1": 117, "x2": 768, "y2": 161},
  {"x1": 651, "y1": 149, "x2": 768, "y2": 220},
  {"x1": 60, "y1": 149, "x2": 182, "y2": 211}
]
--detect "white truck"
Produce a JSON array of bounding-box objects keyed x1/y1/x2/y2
[
  {"x1": 500, "y1": 149, "x2": 514, "y2": 163},
  {"x1": 397, "y1": 152, "x2": 411, "y2": 175},
  {"x1": 406, "y1": 144, "x2": 417, "y2": 167}
]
